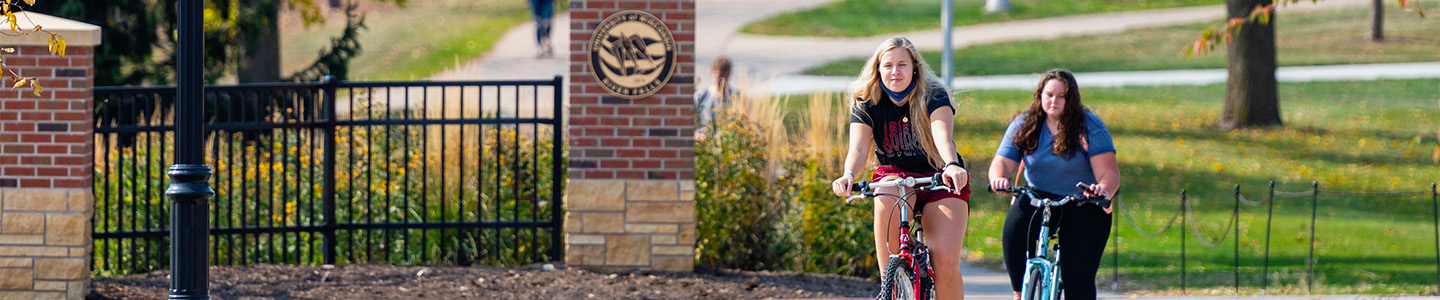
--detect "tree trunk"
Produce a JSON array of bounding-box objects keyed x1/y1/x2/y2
[
  {"x1": 1371, "y1": 0, "x2": 1384, "y2": 41},
  {"x1": 1220, "y1": 0, "x2": 1281, "y2": 129},
  {"x1": 238, "y1": 1, "x2": 281, "y2": 83}
]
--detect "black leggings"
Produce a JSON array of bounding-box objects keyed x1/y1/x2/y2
[{"x1": 1001, "y1": 193, "x2": 1112, "y2": 300}]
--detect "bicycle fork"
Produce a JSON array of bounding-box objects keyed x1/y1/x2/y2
[
  {"x1": 1022, "y1": 209, "x2": 1061, "y2": 300},
  {"x1": 893, "y1": 221, "x2": 932, "y2": 297}
]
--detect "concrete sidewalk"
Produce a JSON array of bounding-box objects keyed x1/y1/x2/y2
[
  {"x1": 430, "y1": 14, "x2": 572, "y2": 81},
  {"x1": 794, "y1": 260, "x2": 1120, "y2": 300},
  {"x1": 767, "y1": 62, "x2": 1440, "y2": 95},
  {"x1": 427, "y1": 0, "x2": 1411, "y2": 93},
  {"x1": 426, "y1": 2, "x2": 1440, "y2": 299},
  {"x1": 703, "y1": 0, "x2": 1372, "y2": 79},
  {"x1": 430, "y1": 0, "x2": 1375, "y2": 84}
]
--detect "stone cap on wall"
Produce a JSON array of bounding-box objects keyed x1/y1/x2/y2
[{"x1": 4, "y1": 12, "x2": 100, "y2": 47}]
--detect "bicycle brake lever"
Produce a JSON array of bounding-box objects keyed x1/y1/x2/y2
[{"x1": 845, "y1": 195, "x2": 865, "y2": 204}]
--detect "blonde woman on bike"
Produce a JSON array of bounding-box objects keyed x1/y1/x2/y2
[
  {"x1": 831, "y1": 36, "x2": 971, "y2": 300},
  {"x1": 987, "y1": 69, "x2": 1120, "y2": 300}
]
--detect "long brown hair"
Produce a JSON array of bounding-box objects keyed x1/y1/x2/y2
[
  {"x1": 848, "y1": 36, "x2": 950, "y2": 168},
  {"x1": 1014, "y1": 69, "x2": 1087, "y2": 159}
]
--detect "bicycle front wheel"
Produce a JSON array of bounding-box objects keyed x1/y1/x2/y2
[
  {"x1": 877, "y1": 256, "x2": 934, "y2": 300},
  {"x1": 1020, "y1": 266, "x2": 1045, "y2": 300}
]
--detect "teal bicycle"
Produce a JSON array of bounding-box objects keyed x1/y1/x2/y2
[{"x1": 990, "y1": 184, "x2": 1110, "y2": 300}]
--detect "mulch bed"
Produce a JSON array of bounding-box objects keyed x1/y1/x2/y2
[{"x1": 88, "y1": 263, "x2": 876, "y2": 300}]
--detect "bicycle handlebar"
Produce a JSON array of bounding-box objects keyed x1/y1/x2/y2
[
  {"x1": 844, "y1": 173, "x2": 952, "y2": 204},
  {"x1": 987, "y1": 183, "x2": 1112, "y2": 208}
]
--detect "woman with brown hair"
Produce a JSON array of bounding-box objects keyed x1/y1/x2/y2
[
  {"x1": 831, "y1": 36, "x2": 971, "y2": 300},
  {"x1": 987, "y1": 69, "x2": 1120, "y2": 300}
]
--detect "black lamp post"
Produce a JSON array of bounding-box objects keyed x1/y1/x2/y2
[{"x1": 166, "y1": 0, "x2": 215, "y2": 299}]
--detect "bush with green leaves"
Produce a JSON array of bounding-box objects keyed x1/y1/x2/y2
[
  {"x1": 696, "y1": 99, "x2": 879, "y2": 277},
  {"x1": 694, "y1": 111, "x2": 793, "y2": 271}
]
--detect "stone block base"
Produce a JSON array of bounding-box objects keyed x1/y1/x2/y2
[{"x1": 564, "y1": 179, "x2": 695, "y2": 272}]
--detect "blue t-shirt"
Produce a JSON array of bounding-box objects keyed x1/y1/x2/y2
[{"x1": 995, "y1": 111, "x2": 1115, "y2": 196}]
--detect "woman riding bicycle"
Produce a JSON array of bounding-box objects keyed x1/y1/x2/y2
[
  {"x1": 830, "y1": 36, "x2": 972, "y2": 300},
  {"x1": 986, "y1": 69, "x2": 1120, "y2": 300}
]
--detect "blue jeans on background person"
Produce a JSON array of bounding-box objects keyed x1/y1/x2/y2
[{"x1": 530, "y1": 0, "x2": 555, "y2": 57}]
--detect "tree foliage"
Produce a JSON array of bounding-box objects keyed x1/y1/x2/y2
[
  {"x1": 1186, "y1": 0, "x2": 1430, "y2": 56},
  {"x1": 32, "y1": 0, "x2": 383, "y2": 86},
  {"x1": 1, "y1": 0, "x2": 68, "y2": 96},
  {"x1": 285, "y1": 3, "x2": 364, "y2": 82},
  {"x1": 1184, "y1": 0, "x2": 1429, "y2": 129}
]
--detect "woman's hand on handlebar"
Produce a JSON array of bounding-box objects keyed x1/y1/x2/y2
[
  {"x1": 1079, "y1": 182, "x2": 1109, "y2": 199},
  {"x1": 1079, "y1": 182, "x2": 1114, "y2": 214},
  {"x1": 831, "y1": 174, "x2": 854, "y2": 197},
  {"x1": 988, "y1": 177, "x2": 1012, "y2": 197},
  {"x1": 942, "y1": 165, "x2": 969, "y2": 191}
]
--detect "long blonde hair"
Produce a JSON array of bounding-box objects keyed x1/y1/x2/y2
[{"x1": 848, "y1": 36, "x2": 950, "y2": 169}]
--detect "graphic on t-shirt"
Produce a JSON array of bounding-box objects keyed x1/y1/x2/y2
[{"x1": 880, "y1": 119, "x2": 925, "y2": 158}]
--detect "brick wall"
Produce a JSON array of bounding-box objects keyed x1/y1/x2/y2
[
  {"x1": 565, "y1": 0, "x2": 697, "y2": 272},
  {"x1": 0, "y1": 13, "x2": 100, "y2": 300}
]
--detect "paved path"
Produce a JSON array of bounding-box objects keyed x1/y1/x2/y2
[
  {"x1": 425, "y1": 0, "x2": 1426, "y2": 95},
  {"x1": 703, "y1": 0, "x2": 1371, "y2": 79},
  {"x1": 431, "y1": 14, "x2": 572, "y2": 81},
  {"x1": 770, "y1": 61, "x2": 1440, "y2": 95},
  {"x1": 424, "y1": 2, "x2": 1438, "y2": 297},
  {"x1": 809, "y1": 294, "x2": 1440, "y2": 300}
]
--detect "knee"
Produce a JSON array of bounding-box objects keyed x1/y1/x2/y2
[{"x1": 927, "y1": 243, "x2": 963, "y2": 265}]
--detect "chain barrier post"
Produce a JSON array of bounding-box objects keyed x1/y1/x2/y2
[
  {"x1": 1180, "y1": 189, "x2": 1187, "y2": 296},
  {"x1": 1113, "y1": 195, "x2": 1120, "y2": 291},
  {"x1": 1307, "y1": 181, "x2": 1318, "y2": 295},
  {"x1": 1233, "y1": 184, "x2": 1241, "y2": 296},
  {"x1": 1262, "y1": 181, "x2": 1275, "y2": 295}
]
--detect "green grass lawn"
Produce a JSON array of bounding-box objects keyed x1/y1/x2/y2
[
  {"x1": 787, "y1": 79, "x2": 1440, "y2": 293},
  {"x1": 281, "y1": 0, "x2": 542, "y2": 81},
  {"x1": 741, "y1": 0, "x2": 1221, "y2": 37},
  {"x1": 807, "y1": 5, "x2": 1440, "y2": 76}
]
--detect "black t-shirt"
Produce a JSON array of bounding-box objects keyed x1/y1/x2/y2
[{"x1": 850, "y1": 86, "x2": 954, "y2": 173}]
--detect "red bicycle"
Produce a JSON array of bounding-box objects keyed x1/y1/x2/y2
[{"x1": 846, "y1": 173, "x2": 951, "y2": 300}]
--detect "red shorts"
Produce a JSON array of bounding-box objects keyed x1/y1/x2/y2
[{"x1": 872, "y1": 165, "x2": 972, "y2": 206}]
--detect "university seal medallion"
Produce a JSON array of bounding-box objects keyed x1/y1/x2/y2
[{"x1": 588, "y1": 10, "x2": 676, "y2": 99}]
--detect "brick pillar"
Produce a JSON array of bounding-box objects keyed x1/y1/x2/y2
[
  {"x1": 0, "y1": 13, "x2": 100, "y2": 300},
  {"x1": 566, "y1": 1, "x2": 696, "y2": 272}
]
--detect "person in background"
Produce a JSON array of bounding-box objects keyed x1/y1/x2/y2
[
  {"x1": 695, "y1": 56, "x2": 737, "y2": 141},
  {"x1": 528, "y1": 0, "x2": 555, "y2": 58}
]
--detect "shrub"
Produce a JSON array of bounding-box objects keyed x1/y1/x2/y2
[
  {"x1": 694, "y1": 106, "x2": 793, "y2": 271},
  {"x1": 695, "y1": 90, "x2": 881, "y2": 277}
]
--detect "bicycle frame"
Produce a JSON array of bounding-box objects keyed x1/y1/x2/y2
[
  {"x1": 1022, "y1": 199, "x2": 1062, "y2": 300},
  {"x1": 895, "y1": 186, "x2": 928, "y2": 296},
  {"x1": 993, "y1": 185, "x2": 1110, "y2": 300},
  {"x1": 848, "y1": 174, "x2": 951, "y2": 300}
]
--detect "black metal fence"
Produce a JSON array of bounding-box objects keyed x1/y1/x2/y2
[{"x1": 91, "y1": 76, "x2": 565, "y2": 275}]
